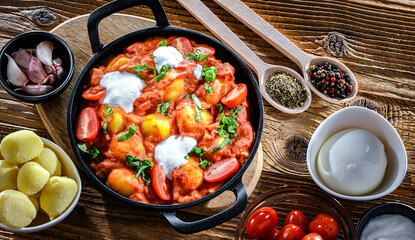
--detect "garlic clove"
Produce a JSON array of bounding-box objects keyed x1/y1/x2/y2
[
  {"x1": 45, "y1": 65, "x2": 56, "y2": 74},
  {"x1": 52, "y1": 57, "x2": 62, "y2": 66},
  {"x1": 54, "y1": 64, "x2": 66, "y2": 80},
  {"x1": 47, "y1": 74, "x2": 57, "y2": 85},
  {"x1": 5, "y1": 53, "x2": 29, "y2": 87},
  {"x1": 12, "y1": 49, "x2": 31, "y2": 69},
  {"x1": 27, "y1": 55, "x2": 48, "y2": 84},
  {"x1": 15, "y1": 85, "x2": 53, "y2": 96},
  {"x1": 22, "y1": 48, "x2": 36, "y2": 55},
  {"x1": 36, "y1": 41, "x2": 53, "y2": 67}
]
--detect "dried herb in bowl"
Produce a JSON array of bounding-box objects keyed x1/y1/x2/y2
[{"x1": 265, "y1": 72, "x2": 307, "y2": 109}]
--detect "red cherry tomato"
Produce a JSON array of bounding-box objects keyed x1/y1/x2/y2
[
  {"x1": 277, "y1": 224, "x2": 305, "y2": 240},
  {"x1": 260, "y1": 228, "x2": 280, "y2": 240},
  {"x1": 308, "y1": 214, "x2": 339, "y2": 240},
  {"x1": 246, "y1": 207, "x2": 278, "y2": 239},
  {"x1": 221, "y1": 83, "x2": 248, "y2": 108},
  {"x1": 75, "y1": 107, "x2": 99, "y2": 141},
  {"x1": 301, "y1": 233, "x2": 323, "y2": 240},
  {"x1": 169, "y1": 37, "x2": 193, "y2": 58},
  {"x1": 203, "y1": 157, "x2": 239, "y2": 183},
  {"x1": 151, "y1": 165, "x2": 171, "y2": 201},
  {"x1": 81, "y1": 85, "x2": 106, "y2": 101},
  {"x1": 284, "y1": 210, "x2": 308, "y2": 233}
]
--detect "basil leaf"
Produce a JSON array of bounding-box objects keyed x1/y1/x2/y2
[
  {"x1": 216, "y1": 103, "x2": 224, "y2": 114},
  {"x1": 157, "y1": 100, "x2": 171, "y2": 117},
  {"x1": 125, "y1": 154, "x2": 152, "y2": 185},
  {"x1": 185, "y1": 49, "x2": 207, "y2": 61},
  {"x1": 77, "y1": 143, "x2": 100, "y2": 159},
  {"x1": 199, "y1": 159, "x2": 211, "y2": 169},
  {"x1": 204, "y1": 82, "x2": 213, "y2": 95},
  {"x1": 155, "y1": 71, "x2": 166, "y2": 82},
  {"x1": 191, "y1": 94, "x2": 204, "y2": 122},
  {"x1": 130, "y1": 65, "x2": 149, "y2": 72},
  {"x1": 185, "y1": 94, "x2": 191, "y2": 99},
  {"x1": 118, "y1": 125, "x2": 138, "y2": 142},
  {"x1": 102, "y1": 104, "x2": 113, "y2": 134},
  {"x1": 188, "y1": 146, "x2": 210, "y2": 169},
  {"x1": 155, "y1": 64, "x2": 170, "y2": 82},
  {"x1": 211, "y1": 138, "x2": 231, "y2": 153},
  {"x1": 203, "y1": 66, "x2": 217, "y2": 82},
  {"x1": 159, "y1": 39, "x2": 167, "y2": 47},
  {"x1": 151, "y1": 55, "x2": 156, "y2": 59},
  {"x1": 150, "y1": 67, "x2": 157, "y2": 75}
]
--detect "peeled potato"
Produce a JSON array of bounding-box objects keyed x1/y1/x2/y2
[
  {"x1": 33, "y1": 147, "x2": 61, "y2": 176},
  {"x1": 0, "y1": 189, "x2": 36, "y2": 228},
  {"x1": 0, "y1": 160, "x2": 19, "y2": 191},
  {"x1": 17, "y1": 162, "x2": 50, "y2": 195},
  {"x1": 28, "y1": 195, "x2": 39, "y2": 213},
  {"x1": 40, "y1": 176, "x2": 78, "y2": 220},
  {"x1": 0, "y1": 130, "x2": 43, "y2": 164}
]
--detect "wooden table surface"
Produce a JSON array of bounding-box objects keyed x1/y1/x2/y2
[{"x1": 1, "y1": 0, "x2": 414, "y2": 239}]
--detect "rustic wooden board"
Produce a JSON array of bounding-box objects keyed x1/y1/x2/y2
[{"x1": 35, "y1": 14, "x2": 263, "y2": 214}]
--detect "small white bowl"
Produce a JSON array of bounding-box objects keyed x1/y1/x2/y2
[
  {"x1": 307, "y1": 106, "x2": 407, "y2": 201},
  {"x1": 0, "y1": 137, "x2": 82, "y2": 233}
]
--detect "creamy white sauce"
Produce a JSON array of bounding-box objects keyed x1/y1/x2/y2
[
  {"x1": 153, "y1": 46, "x2": 183, "y2": 73},
  {"x1": 317, "y1": 128, "x2": 387, "y2": 195},
  {"x1": 361, "y1": 214, "x2": 415, "y2": 240},
  {"x1": 193, "y1": 64, "x2": 202, "y2": 80},
  {"x1": 154, "y1": 135, "x2": 197, "y2": 180},
  {"x1": 99, "y1": 71, "x2": 145, "y2": 113}
]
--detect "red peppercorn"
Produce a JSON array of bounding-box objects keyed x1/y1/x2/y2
[
  {"x1": 339, "y1": 79, "x2": 343, "y2": 83},
  {"x1": 322, "y1": 80, "x2": 327, "y2": 84},
  {"x1": 331, "y1": 77, "x2": 336, "y2": 82},
  {"x1": 330, "y1": 88, "x2": 335, "y2": 93}
]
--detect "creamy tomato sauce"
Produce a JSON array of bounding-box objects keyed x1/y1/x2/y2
[{"x1": 77, "y1": 36, "x2": 254, "y2": 204}]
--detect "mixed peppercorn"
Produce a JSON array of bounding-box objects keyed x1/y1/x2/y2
[{"x1": 309, "y1": 62, "x2": 352, "y2": 99}]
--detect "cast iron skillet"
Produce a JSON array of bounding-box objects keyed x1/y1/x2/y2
[{"x1": 67, "y1": 0, "x2": 264, "y2": 234}]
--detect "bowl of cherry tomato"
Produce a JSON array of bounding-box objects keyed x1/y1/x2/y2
[{"x1": 235, "y1": 185, "x2": 357, "y2": 240}]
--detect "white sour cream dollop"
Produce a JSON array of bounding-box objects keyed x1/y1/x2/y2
[
  {"x1": 153, "y1": 46, "x2": 183, "y2": 73},
  {"x1": 99, "y1": 71, "x2": 145, "y2": 113},
  {"x1": 317, "y1": 128, "x2": 387, "y2": 195},
  {"x1": 193, "y1": 64, "x2": 203, "y2": 80},
  {"x1": 154, "y1": 135, "x2": 197, "y2": 180},
  {"x1": 361, "y1": 214, "x2": 415, "y2": 240}
]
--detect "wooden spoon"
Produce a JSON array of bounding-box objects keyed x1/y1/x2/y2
[
  {"x1": 214, "y1": 0, "x2": 358, "y2": 104},
  {"x1": 177, "y1": 0, "x2": 312, "y2": 114}
]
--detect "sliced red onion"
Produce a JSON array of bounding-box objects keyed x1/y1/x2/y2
[
  {"x1": 27, "y1": 55, "x2": 49, "y2": 84},
  {"x1": 15, "y1": 85, "x2": 53, "y2": 96},
  {"x1": 52, "y1": 57, "x2": 62, "y2": 66},
  {"x1": 54, "y1": 64, "x2": 66, "y2": 80},
  {"x1": 12, "y1": 49, "x2": 31, "y2": 69},
  {"x1": 36, "y1": 41, "x2": 53, "y2": 67},
  {"x1": 47, "y1": 73, "x2": 57, "y2": 85},
  {"x1": 5, "y1": 53, "x2": 29, "y2": 87}
]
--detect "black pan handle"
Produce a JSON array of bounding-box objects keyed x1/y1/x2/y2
[
  {"x1": 159, "y1": 180, "x2": 248, "y2": 234},
  {"x1": 87, "y1": 0, "x2": 170, "y2": 54}
]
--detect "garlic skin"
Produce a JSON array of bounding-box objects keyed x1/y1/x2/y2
[
  {"x1": 27, "y1": 55, "x2": 49, "y2": 84},
  {"x1": 36, "y1": 41, "x2": 53, "y2": 67},
  {"x1": 54, "y1": 64, "x2": 66, "y2": 80},
  {"x1": 47, "y1": 74, "x2": 57, "y2": 85},
  {"x1": 15, "y1": 85, "x2": 53, "y2": 96},
  {"x1": 5, "y1": 53, "x2": 29, "y2": 87},
  {"x1": 12, "y1": 50, "x2": 31, "y2": 69}
]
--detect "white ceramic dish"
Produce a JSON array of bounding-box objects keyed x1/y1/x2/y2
[
  {"x1": 307, "y1": 106, "x2": 407, "y2": 201},
  {"x1": 0, "y1": 137, "x2": 82, "y2": 233}
]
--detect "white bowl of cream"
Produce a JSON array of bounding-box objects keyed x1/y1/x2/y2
[{"x1": 307, "y1": 106, "x2": 407, "y2": 201}]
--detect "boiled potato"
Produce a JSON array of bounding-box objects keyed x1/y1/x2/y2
[
  {"x1": 17, "y1": 162, "x2": 50, "y2": 196},
  {"x1": 0, "y1": 160, "x2": 19, "y2": 191},
  {"x1": 175, "y1": 157, "x2": 203, "y2": 191},
  {"x1": 40, "y1": 176, "x2": 78, "y2": 220},
  {"x1": 141, "y1": 113, "x2": 171, "y2": 140},
  {"x1": 163, "y1": 78, "x2": 185, "y2": 101},
  {"x1": 0, "y1": 130, "x2": 43, "y2": 164},
  {"x1": 176, "y1": 103, "x2": 213, "y2": 134},
  {"x1": 0, "y1": 189, "x2": 36, "y2": 228},
  {"x1": 109, "y1": 111, "x2": 125, "y2": 134},
  {"x1": 107, "y1": 168, "x2": 139, "y2": 197},
  {"x1": 29, "y1": 195, "x2": 39, "y2": 213},
  {"x1": 33, "y1": 147, "x2": 61, "y2": 176},
  {"x1": 109, "y1": 134, "x2": 145, "y2": 160}
]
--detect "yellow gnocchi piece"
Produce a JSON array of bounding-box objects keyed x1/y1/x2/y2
[
  {"x1": 0, "y1": 130, "x2": 43, "y2": 164},
  {"x1": 0, "y1": 160, "x2": 19, "y2": 191},
  {"x1": 109, "y1": 134, "x2": 145, "y2": 160},
  {"x1": 28, "y1": 195, "x2": 39, "y2": 213},
  {"x1": 107, "y1": 168, "x2": 138, "y2": 197},
  {"x1": 17, "y1": 162, "x2": 50, "y2": 196},
  {"x1": 141, "y1": 113, "x2": 171, "y2": 140},
  {"x1": 164, "y1": 78, "x2": 185, "y2": 101},
  {"x1": 178, "y1": 104, "x2": 213, "y2": 133},
  {"x1": 178, "y1": 158, "x2": 203, "y2": 191},
  {"x1": 40, "y1": 176, "x2": 78, "y2": 220},
  {"x1": 109, "y1": 111, "x2": 125, "y2": 134},
  {"x1": 0, "y1": 189, "x2": 36, "y2": 228},
  {"x1": 33, "y1": 147, "x2": 61, "y2": 176}
]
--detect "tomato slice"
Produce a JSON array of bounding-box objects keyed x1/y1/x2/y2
[
  {"x1": 81, "y1": 85, "x2": 106, "y2": 101},
  {"x1": 152, "y1": 165, "x2": 171, "y2": 201},
  {"x1": 75, "y1": 107, "x2": 99, "y2": 141},
  {"x1": 203, "y1": 157, "x2": 239, "y2": 183},
  {"x1": 221, "y1": 83, "x2": 248, "y2": 108},
  {"x1": 170, "y1": 37, "x2": 193, "y2": 58},
  {"x1": 246, "y1": 207, "x2": 278, "y2": 239}
]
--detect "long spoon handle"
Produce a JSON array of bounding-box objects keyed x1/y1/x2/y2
[
  {"x1": 214, "y1": 0, "x2": 312, "y2": 72},
  {"x1": 177, "y1": 0, "x2": 270, "y2": 76}
]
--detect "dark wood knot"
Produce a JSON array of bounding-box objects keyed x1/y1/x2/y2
[
  {"x1": 30, "y1": 8, "x2": 56, "y2": 26},
  {"x1": 283, "y1": 135, "x2": 308, "y2": 163},
  {"x1": 351, "y1": 98, "x2": 382, "y2": 115},
  {"x1": 324, "y1": 32, "x2": 347, "y2": 56}
]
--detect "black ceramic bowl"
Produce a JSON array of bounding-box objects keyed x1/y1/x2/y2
[
  {"x1": 0, "y1": 31, "x2": 74, "y2": 103},
  {"x1": 356, "y1": 202, "x2": 415, "y2": 239},
  {"x1": 67, "y1": 0, "x2": 263, "y2": 234}
]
